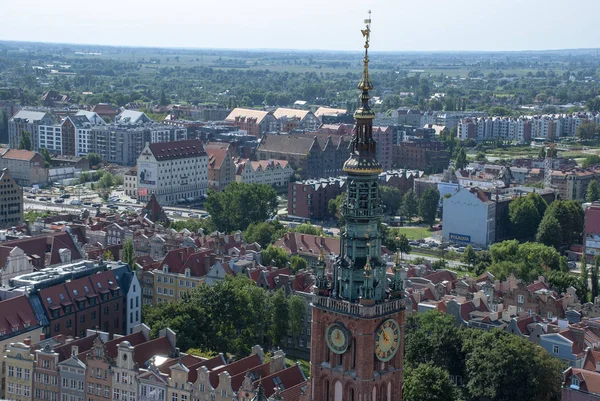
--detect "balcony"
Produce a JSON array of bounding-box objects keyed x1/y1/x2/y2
[{"x1": 312, "y1": 295, "x2": 405, "y2": 318}]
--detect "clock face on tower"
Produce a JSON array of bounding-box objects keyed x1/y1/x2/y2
[
  {"x1": 325, "y1": 323, "x2": 350, "y2": 354},
  {"x1": 375, "y1": 318, "x2": 401, "y2": 362}
]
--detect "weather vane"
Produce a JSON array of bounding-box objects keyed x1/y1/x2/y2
[{"x1": 361, "y1": 10, "x2": 372, "y2": 49}]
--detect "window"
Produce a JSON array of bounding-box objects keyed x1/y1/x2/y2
[
  {"x1": 199, "y1": 384, "x2": 205, "y2": 392},
  {"x1": 517, "y1": 294, "x2": 524, "y2": 304},
  {"x1": 553, "y1": 345, "x2": 560, "y2": 354},
  {"x1": 16, "y1": 367, "x2": 22, "y2": 378},
  {"x1": 172, "y1": 393, "x2": 178, "y2": 401},
  {"x1": 221, "y1": 390, "x2": 227, "y2": 398},
  {"x1": 572, "y1": 377, "x2": 580, "y2": 386},
  {"x1": 7, "y1": 382, "x2": 14, "y2": 394},
  {"x1": 24, "y1": 368, "x2": 30, "y2": 380},
  {"x1": 8, "y1": 366, "x2": 14, "y2": 377},
  {"x1": 43, "y1": 359, "x2": 50, "y2": 368},
  {"x1": 89, "y1": 384, "x2": 94, "y2": 394},
  {"x1": 91, "y1": 311, "x2": 96, "y2": 319},
  {"x1": 105, "y1": 386, "x2": 110, "y2": 398}
]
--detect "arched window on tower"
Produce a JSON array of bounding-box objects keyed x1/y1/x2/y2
[{"x1": 324, "y1": 379, "x2": 330, "y2": 401}]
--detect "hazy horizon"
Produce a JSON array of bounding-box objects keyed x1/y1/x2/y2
[{"x1": 2, "y1": 0, "x2": 599, "y2": 53}]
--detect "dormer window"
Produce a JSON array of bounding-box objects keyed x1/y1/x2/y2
[
  {"x1": 185, "y1": 268, "x2": 190, "y2": 278},
  {"x1": 163, "y1": 265, "x2": 169, "y2": 273},
  {"x1": 572, "y1": 377, "x2": 580, "y2": 387}
]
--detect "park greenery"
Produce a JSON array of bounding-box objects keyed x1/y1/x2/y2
[
  {"x1": 143, "y1": 275, "x2": 305, "y2": 357},
  {"x1": 404, "y1": 311, "x2": 563, "y2": 401},
  {"x1": 205, "y1": 182, "x2": 278, "y2": 233}
]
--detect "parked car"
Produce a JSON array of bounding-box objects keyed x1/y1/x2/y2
[
  {"x1": 70, "y1": 199, "x2": 82, "y2": 205},
  {"x1": 173, "y1": 211, "x2": 182, "y2": 217},
  {"x1": 54, "y1": 198, "x2": 64, "y2": 204},
  {"x1": 188, "y1": 212, "x2": 199, "y2": 218},
  {"x1": 107, "y1": 204, "x2": 118, "y2": 209},
  {"x1": 92, "y1": 203, "x2": 102, "y2": 208},
  {"x1": 59, "y1": 194, "x2": 71, "y2": 199},
  {"x1": 568, "y1": 261, "x2": 577, "y2": 269},
  {"x1": 26, "y1": 195, "x2": 36, "y2": 199},
  {"x1": 419, "y1": 243, "x2": 430, "y2": 249},
  {"x1": 83, "y1": 201, "x2": 91, "y2": 206}
]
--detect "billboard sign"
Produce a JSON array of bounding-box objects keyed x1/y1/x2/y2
[
  {"x1": 138, "y1": 162, "x2": 157, "y2": 186},
  {"x1": 449, "y1": 233, "x2": 471, "y2": 243}
]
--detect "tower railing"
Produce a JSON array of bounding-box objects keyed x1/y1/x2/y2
[
  {"x1": 312, "y1": 295, "x2": 405, "y2": 318},
  {"x1": 342, "y1": 205, "x2": 382, "y2": 219}
]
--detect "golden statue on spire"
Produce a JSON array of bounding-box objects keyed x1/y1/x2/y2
[{"x1": 358, "y1": 10, "x2": 373, "y2": 91}]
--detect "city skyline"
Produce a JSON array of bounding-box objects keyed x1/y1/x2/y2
[{"x1": 2, "y1": 0, "x2": 600, "y2": 52}]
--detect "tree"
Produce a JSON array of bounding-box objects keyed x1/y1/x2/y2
[
  {"x1": 262, "y1": 245, "x2": 289, "y2": 268},
  {"x1": 87, "y1": 153, "x2": 102, "y2": 167},
  {"x1": 269, "y1": 289, "x2": 289, "y2": 347},
  {"x1": 587, "y1": 97, "x2": 600, "y2": 113},
  {"x1": 206, "y1": 183, "x2": 277, "y2": 232},
  {"x1": 396, "y1": 234, "x2": 411, "y2": 259},
  {"x1": 380, "y1": 186, "x2": 402, "y2": 215},
  {"x1": 102, "y1": 250, "x2": 114, "y2": 261},
  {"x1": 419, "y1": 187, "x2": 440, "y2": 226},
  {"x1": 160, "y1": 89, "x2": 168, "y2": 106},
  {"x1": 461, "y1": 245, "x2": 477, "y2": 267},
  {"x1": 290, "y1": 255, "x2": 308, "y2": 273},
  {"x1": 122, "y1": 239, "x2": 135, "y2": 269},
  {"x1": 543, "y1": 200, "x2": 584, "y2": 245},
  {"x1": 40, "y1": 147, "x2": 52, "y2": 167},
  {"x1": 577, "y1": 121, "x2": 600, "y2": 139},
  {"x1": 454, "y1": 147, "x2": 467, "y2": 170},
  {"x1": 328, "y1": 194, "x2": 345, "y2": 222},
  {"x1": 403, "y1": 363, "x2": 458, "y2": 401},
  {"x1": 18, "y1": 130, "x2": 31, "y2": 150},
  {"x1": 98, "y1": 172, "x2": 115, "y2": 189},
  {"x1": 536, "y1": 213, "x2": 563, "y2": 248},
  {"x1": 243, "y1": 221, "x2": 286, "y2": 248},
  {"x1": 509, "y1": 196, "x2": 542, "y2": 240},
  {"x1": 293, "y1": 223, "x2": 323, "y2": 236},
  {"x1": 288, "y1": 295, "x2": 306, "y2": 357},
  {"x1": 587, "y1": 180, "x2": 600, "y2": 202},
  {"x1": 538, "y1": 147, "x2": 546, "y2": 159},
  {"x1": 583, "y1": 155, "x2": 600, "y2": 168},
  {"x1": 402, "y1": 190, "x2": 418, "y2": 221},
  {"x1": 582, "y1": 258, "x2": 589, "y2": 301}
]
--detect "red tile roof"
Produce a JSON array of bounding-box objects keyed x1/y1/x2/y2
[
  {"x1": 255, "y1": 364, "x2": 306, "y2": 398},
  {"x1": 0, "y1": 231, "x2": 83, "y2": 269},
  {"x1": 583, "y1": 350, "x2": 600, "y2": 371},
  {"x1": 133, "y1": 336, "x2": 176, "y2": 368},
  {"x1": 186, "y1": 354, "x2": 227, "y2": 383},
  {"x1": 205, "y1": 143, "x2": 231, "y2": 170},
  {"x1": 149, "y1": 139, "x2": 207, "y2": 161},
  {"x1": 40, "y1": 283, "x2": 73, "y2": 319},
  {"x1": 279, "y1": 381, "x2": 308, "y2": 401},
  {"x1": 209, "y1": 353, "x2": 262, "y2": 389},
  {"x1": 158, "y1": 247, "x2": 213, "y2": 278},
  {"x1": 423, "y1": 270, "x2": 457, "y2": 284},
  {"x1": 0, "y1": 295, "x2": 37, "y2": 335},
  {"x1": 54, "y1": 334, "x2": 100, "y2": 362},
  {"x1": 527, "y1": 281, "x2": 549, "y2": 293},
  {"x1": 566, "y1": 368, "x2": 600, "y2": 395},
  {"x1": 1, "y1": 149, "x2": 38, "y2": 161},
  {"x1": 105, "y1": 331, "x2": 147, "y2": 359},
  {"x1": 273, "y1": 233, "x2": 340, "y2": 258},
  {"x1": 230, "y1": 361, "x2": 272, "y2": 392}
]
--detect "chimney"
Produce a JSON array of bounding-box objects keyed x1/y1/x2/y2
[
  {"x1": 23, "y1": 338, "x2": 31, "y2": 346},
  {"x1": 71, "y1": 345, "x2": 79, "y2": 356},
  {"x1": 40, "y1": 333, "x2": 46, "y2": 341}
]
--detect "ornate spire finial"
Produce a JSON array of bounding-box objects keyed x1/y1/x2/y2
[
  {"x1": 358, "y1": 10, "x2": 373, "y2": 92},
  {"x1": 318, "y1": 235, "x2": 325, "y2": 263},
  {"x1": 394, "y1": 250, "x2": 401, "y2": 267}
]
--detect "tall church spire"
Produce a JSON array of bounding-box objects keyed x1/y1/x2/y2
[{"x1": 358, "y1": 10, "x2": 373, "y2": 92}]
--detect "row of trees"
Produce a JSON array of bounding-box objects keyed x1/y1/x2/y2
[
  {"x1": 143, "y1": 276, "x2": 305, "y2": 357},
  {"x1": 508, "y1": 193, "x2": 584, "y2": 247},
  {"x1": 403, "y1": 311, "x2": 563, "y2": 401}
]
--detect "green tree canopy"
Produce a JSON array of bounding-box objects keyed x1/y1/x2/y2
[
  {"x1": 206, "y1": 183, "x2": 277, "y2": 233},
  {"x1": 290, "y1": 255, "x2": 308, "y2": 273},
  {"x1": 454, "y1": 147, "x2": 467, "y2": 170},
  {"x1": 461, "y1": 245, "x2": 477, "y2": 267},
  {"x1": 509, "y1": 194, "x2": 545, "y2": 240},
  {"x1": 327, "y1": 193, "x2": 345, "y2": 222},
  {"x1": 122, "y1": 239, "x2": 135, "y2": 269},
  {"x1": 488, "y1": 240, "x2": 562, "y2": 281},
  {"x1": 402, "y1": 190, "x2": 419, "y2": 221},
  {"x1": 380, "y1": 186, "x2": 403, "y2": 215},
  {"x1": 18, "y1": 131, "x2": 31, "y2": 150},
  {"x1": 403, "y1": 363, "x2": 458, "y2": 401},
  {"x1": 577, "y1": 121, "x2": 600, "y2": 139},
  {"x1": 40, "y1": 147, "x2": 52, "y2": 167},
  {"x1": 582, "y1": 154, "x2": 600, "y2": 168},
  {"x1": 536, "y1": 213, "x2": 563, "y2": 249},
  {"x1": 587, "y1": 180, "x2": 600, "y2": 202},
  {"x1": 262, "y1": 245, "x2": 289, "y2": 268},
  {"x1": 543, "y1": 200, "x2": 584, "y2": 245},
  {"x1": 86, "y1": 152, "x2": 102, "y2": 167},
  {"x1": 419, "y1": 187, "x2": 440, "y2": 226},
  {"x1": 293, "y1": 223, "x2": 323, "y2": 236},
  {"x1": 243, "y1": 221, "x2": 287, "y2": 248}
]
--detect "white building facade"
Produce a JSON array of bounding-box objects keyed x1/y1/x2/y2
[
  {"x1": 442, "y1": 187, "x2": 496, "y2": 247},
  {"x1": 234, "y1": 159, "x2": 293, "y2": 187},
  {"x1": 136, "y1": 139, "x2": 208, "y2": 205}
]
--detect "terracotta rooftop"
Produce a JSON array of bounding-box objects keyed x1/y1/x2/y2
[
  {"x1": 0, "y1": 295, "x2": 38, "y2": 336},
  {"x1": 226, "y1": 108, "x2": 270, "y2": 124}
]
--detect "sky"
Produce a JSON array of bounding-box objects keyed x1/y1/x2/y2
[{"x1": 2, "y1": 0, "x2": 599, "y2": 52}]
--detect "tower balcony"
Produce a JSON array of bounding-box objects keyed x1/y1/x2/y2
[
  {"x1": 342, "y1": 205, "x2": 382, "y2": 219},
  {"x1": 312, "y1": 295, "x2": 405, "y2": 318}
]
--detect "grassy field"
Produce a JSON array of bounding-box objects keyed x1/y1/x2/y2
[{"x1": 395, "y1": 226, "x2": 433, "y2": 240}]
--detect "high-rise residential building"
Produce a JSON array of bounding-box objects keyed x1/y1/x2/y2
[
  {"x1": 8, "y1": 110, "x2": 53, "y2": 150},
  {"x1": 37, "y1": 111, "x2": 106, "y2": 155},
  {"x1": 308, "y1": 20, "x2": 405, "y2": 401},
  {"x1": 136, "y1": 139, "x2": 208, "y2": 205}
]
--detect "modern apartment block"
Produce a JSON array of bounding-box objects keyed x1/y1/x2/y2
[
  {"x1": 457, "y1": 112, "x2": 600, "y2": 142},
  {"x1": 136, "y1": 139, "x2": 208, "y2": 205},
  {"x1": 37, "y1": 111, "x2": 106, "y2": 156},
  {"x1": 8, "y1": 110, "x2": 53, "y2": 151}
]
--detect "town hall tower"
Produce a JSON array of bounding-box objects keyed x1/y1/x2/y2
[{"x1": 309, "y1": 13, "x2": 406, "y2": 401}]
